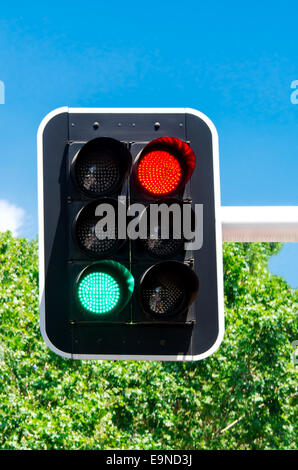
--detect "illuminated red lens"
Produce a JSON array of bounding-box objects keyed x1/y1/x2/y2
[
  {"x1": 137, "y1": 150, "x2": 182, "y2": 195},
  {"x1": 136, "y1": 137, "x2": 196, "y2": 196}
]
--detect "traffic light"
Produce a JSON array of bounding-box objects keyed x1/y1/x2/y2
[{"x1": 38, "y1": 107, "x2": 224, "y2": 360}]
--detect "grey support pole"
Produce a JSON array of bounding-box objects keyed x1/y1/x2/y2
[{"x1": 221, "y1": 206, "x2": 298, "y2": 242}]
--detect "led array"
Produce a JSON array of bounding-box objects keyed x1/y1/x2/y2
[
  {"x1": 142, "y1": 226, "x2": 184, "y2": 258},
  {"x1": 76, "y1": 214, "x2": 118, "y2": 255},
  {"x1": 78, "y1": 272, "x2": 120, "y2": 314},
  {"x1": 143, "y1": 279, "x2": 183, "y2": 315},
  {"x1": 137, "y1": 150, "x2": 182, "y2": 195},
  {"x1": 76, "y1": 154, "x2": 119, "y2": 195}
]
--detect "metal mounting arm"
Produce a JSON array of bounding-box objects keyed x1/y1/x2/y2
[{"x1": 221, "y1": 206, "x2": 298, "y2": 242}]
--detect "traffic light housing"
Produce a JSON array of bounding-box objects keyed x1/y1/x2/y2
[{"x1": 38, "y1": 107, "x2": 224, "y2": 360}]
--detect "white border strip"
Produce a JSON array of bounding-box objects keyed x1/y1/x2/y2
[
  {"x1": 38, "y1": 107, "x2": 224, "y2": 361},
  {"x1": 37, "y1": 107, "x2": 70, "y2": 358},
  {"x1": 185, "y1": 108, "x2": 225, "y2": 360}
]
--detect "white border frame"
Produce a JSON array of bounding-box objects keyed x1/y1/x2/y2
[{"x1": 38, "y1": 107, "x2": 224, "y2": 361}]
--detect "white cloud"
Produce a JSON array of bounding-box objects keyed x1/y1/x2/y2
[{"x1": 0, "y1": 199, "x2": 26, "y2": 236}]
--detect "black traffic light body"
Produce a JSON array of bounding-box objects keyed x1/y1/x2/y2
[{"x1": 38, "y1": 107, "x2": 224, "y2": 360}]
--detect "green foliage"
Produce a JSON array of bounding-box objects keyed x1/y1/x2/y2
[{"x1": 0, "y1": 232, "x2": 297, "y2": 449}]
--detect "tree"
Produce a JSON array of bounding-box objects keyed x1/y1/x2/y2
[{"x1": 0, "y1": 232, "x2": 296, "y2": 449}]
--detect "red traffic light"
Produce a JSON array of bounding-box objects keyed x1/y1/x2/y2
[{"x1": 134, "y1": 137, "x2": 196, "y2": 197}]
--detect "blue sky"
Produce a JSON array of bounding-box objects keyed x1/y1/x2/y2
[{"x1": 0, "y1": 1, "x2": 297, "y2": 286}]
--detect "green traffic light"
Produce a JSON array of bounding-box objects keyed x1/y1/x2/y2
[
  {"x1": 78, "y1": 272, "x2": 121, "y2": 314},
  {"x1": 76, "y1": 260, "x2": 135, "y2": 315}
]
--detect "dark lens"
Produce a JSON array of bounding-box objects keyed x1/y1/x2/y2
[
  {"x1": 138, "y1": 200, "x2": 194, "y2": 258},
  {"x1": 142, "y1": 272, "x2": 184, "y2": 315},
  {"x1": 74, "y1": 200, "x2": 124, "y2": 257},
  {"x1": 73, "y1": 138, "x2": 132, "y2": 197},
  {"x1": 75, "y1": 150, "x2": 120, "y2": 196},
  {"x1": 141, "y1": 229, "x2": 184, "y2": 258},
  {"x1": 140, "y1": 261, "x2": 199, "y2": 318}
]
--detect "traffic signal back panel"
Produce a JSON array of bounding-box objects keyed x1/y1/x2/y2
[{"x1": 38, "y1": 108, "x2": 224, "y2": 360}]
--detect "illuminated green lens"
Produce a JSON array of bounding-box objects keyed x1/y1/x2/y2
[{"x1": 78, "y1": 272, "x2": 120, "y2": 314}]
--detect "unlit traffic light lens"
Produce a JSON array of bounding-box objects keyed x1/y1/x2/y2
[
  {"x1": 140, "y1": 261, "x2": 199, "y2": 318},
  {"x1": 138, "y1": 200, "x2": 194, "y2": 258},
  {"x1": 76, "y1": 152, "x2": 119, "y2": 195},
  {"x1": 74, "y1": 199, "x2": 125, "y2": 257},
  {"x1": 142, "y1": 236, "x2": 184, "y2": 258},
  {"x1": 142, "y1": 277, "x2": 184, "y2": 316},
  {"x1": 73, "y1": 137, "x2": 132, "y2": 197}
]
